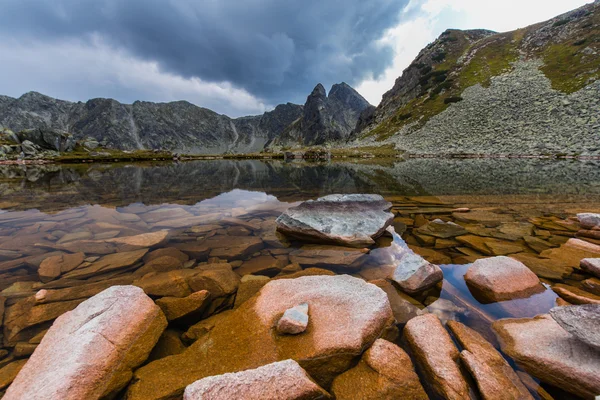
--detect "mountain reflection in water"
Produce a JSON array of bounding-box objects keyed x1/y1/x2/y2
[{"x1": 1, "y1": 158, "x2": 600, "y2": 211}]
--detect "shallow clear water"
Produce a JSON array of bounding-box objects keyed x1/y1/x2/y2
[{"x1": 1, "y1": 158, "x2": 599, "y2": 399}]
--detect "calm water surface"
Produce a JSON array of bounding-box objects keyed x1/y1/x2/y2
[{"x1": 1, "y1": 158, "x2": 599, "y2": 399}]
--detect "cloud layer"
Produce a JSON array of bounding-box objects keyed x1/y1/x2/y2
[{"x1": 0, "y1": 0, "x2": 408, "y2": 115}]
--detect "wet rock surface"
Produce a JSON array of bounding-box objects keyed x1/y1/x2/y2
[
  {"x1": 276, "y1": 194, "x2": 394, "y2": 247},
  {"x1": 1, "y1": 172, "x2": 600, "y2": 399}
]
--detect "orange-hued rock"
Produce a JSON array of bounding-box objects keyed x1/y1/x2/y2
[
  {"x1": 104, "y1": 230, "x2": 169, "y2": 251},
  {"x1": 447, "y1": 321, "x2": 532, "y2": 400},
  {"x1": 493, "y1": 314, "x2": 600, "y2": 399},
  {"x1": 331, "y1": 339, "x2": 428, "y2": 399},
  {"x1": 552, "y1": 283, "x2": 600, "y2": 305},
  {"x1": 126, "y1": 275, "x2": 394, "y2": 400},
  {"x1": 183, "y1": 360, "x2": 330, "y2": 400},
  {"x1": 62, "y1": 249, "x2": 148, "y2": 280},
  {"x1": 404, "y1": 314, "x2": 475, "y2": 400},
  {"x1": 4, "y1": 286, "x2": 166, "y2": 400},
  {"x1": 38, "y1": 252, "x2": 85, "y2": 282},
  {"x1": 143, "y1": 247, "x2": 189, "y2": 264},
  {"x1": 156, "y1": 290, "x2": 210, "y2": 321},
  {"x1": 464, "y1": 256, "x2": 544, "y2": 303},
  {"x1": 540, "y1": 238, "x2": 600, "y2": 267}
]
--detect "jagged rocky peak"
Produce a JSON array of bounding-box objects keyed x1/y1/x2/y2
[{"x1": 273, "y1": 82, "x2": 371, "y2": 147}]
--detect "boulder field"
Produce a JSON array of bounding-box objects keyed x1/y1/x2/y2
[{"x1": 1, "y1": 201, "x2": 600, "y2": 399}]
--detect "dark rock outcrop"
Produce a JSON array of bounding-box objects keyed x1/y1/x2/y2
[
  {"x1": 272, "y1": 83, "x2": 371, "y2": 147},
  {"x1": 0, "y1": 83, "x2": 369, "y2": 153},
  {"x1": 0, "y1": 92, "x2": 304, "y2": 153}
]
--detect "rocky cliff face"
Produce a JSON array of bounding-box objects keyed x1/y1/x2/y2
[
  {"x1": 271, "y1": 82, "x2": 371, "y2": 147},
  {"x1": 354, "y1": 0, "x2": 600, "y2": 155},
  {"x1": 0, "y1": 92, "x2": 305, "y2": 154}
]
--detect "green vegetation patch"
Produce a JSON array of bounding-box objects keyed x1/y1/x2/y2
[
  {"x1": 458, "y1": 32, "x2": 519, "y2": 89},
  {"x1": 539, "y1": 13, "x2": 600, "y2": 93}
]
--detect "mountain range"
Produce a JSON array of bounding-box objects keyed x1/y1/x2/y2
[
  {"x1": 0, "y1": 82, "x2": 369, "y2": 154},
  {"x1": 1, "y1": 0, "x2": 599, "y2": 156}
]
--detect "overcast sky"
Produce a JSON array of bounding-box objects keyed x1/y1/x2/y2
[{"x1": 0, "y1": 0, "x2": 591, "y2": 117}]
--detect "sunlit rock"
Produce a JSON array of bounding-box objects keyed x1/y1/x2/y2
[
  {"x1": 331, "y1": 339, "x2": 428, "y2": 399},
  {"x1": 183, "y1": 360, "x2": 330, "y2": 400},
  {"x1": 126, "y1": 275, "x2": 393, "y2": 400},
  {"x1": 581, "y1": 258, "x2": 600, "y2": 278},
  {"x1": 578, "y1": 213, "x2": 600, "y2": 229},
  {"x1": 277, "y1": 303, "x2": 309, "y2": 335},
  {"x1": 4, "y1": 286, "x2": 166, "y2": 399},
  {"x1": 447, "y1": 321, "x2": 532, "y2": 400},
  {"x1": 404, "y1": 314, "x2": 476, "y2": 400},
  {"x1": 464, "y1": 256, "x2": 544, "y2": 303},
  {"x1": 493, "y1": 314, "x2": 600, "y2": 398}
]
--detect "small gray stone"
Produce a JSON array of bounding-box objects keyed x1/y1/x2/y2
[{"x1": 277, "y1": 303, "x2": 309, "y2": 335}]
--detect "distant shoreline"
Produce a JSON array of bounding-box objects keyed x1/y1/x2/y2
[{"x1": 2, "y1": 150, "x2": 600, "y2": 165}]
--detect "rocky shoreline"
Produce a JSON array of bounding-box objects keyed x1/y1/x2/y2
[{"x1": 0, "y1": 193, "x2": 598, "y2": 398}]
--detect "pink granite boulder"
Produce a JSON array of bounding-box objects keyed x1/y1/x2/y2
[
  {"x1": 4, "y1": 285, "x2": 167, "y2": 400},
  {"x1": 183, "y1": 359, "x2": 330, "y2": 400}
]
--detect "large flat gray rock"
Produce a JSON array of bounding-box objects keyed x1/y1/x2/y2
[
  {"x1": 276, "y1": 194, "x2": 393, "y2": 247},
  {"x1": 550, "y1": 305, "x2": 600, "y2": 351}
]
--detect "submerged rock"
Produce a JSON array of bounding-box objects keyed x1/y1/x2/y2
[
  {"x1": 370, "y1": 279, "x2": 425, "y2": 324},
  {"x1": 405, "y1": 314, "x2": 475, "y2": 400},
  {"x1": 62, "y1": 249, "x2": 148, "y2": 280},
  {"x1": 549, "y1": 304, "x2": 600, "y2": 351},
  {"x1": 331, "y1": 339, "x2": 428, "y2": 399},
  {"x1": 183, "y1": 360, "x2": 330, "y2": 400},
  {"x1": 386, "y1": 227, "x2": 443, "y2": 294},
  {"x1": 493, "y1": 314, "x2": 600, "y2": 399},
  {"x1": 464, "y1": 256, "x2": 544, "y2": 303},
  {"x1": 276, "y1": 194, "x2": 394, "y2": 247},
  {"x1": 288, "y1": 245, "x2": 367, "y2": 271},
  {"x1": 126, "y1": 275, "x2": 393, "y2": 400},
  {"x1": 38, "y1": 252, "x2": 85, "y2": 282},
  {"x1": 277, "y1": 303, "x2": 309, "y2": 335},
  {"x1": 416, "y1": 219, "x2": 467, "y2": 238},
  {"x1": 4, "y1": 286, "x2": 166, "y2": 399}
]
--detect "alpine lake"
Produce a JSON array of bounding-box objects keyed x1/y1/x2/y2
[{"x1": 1, "y1": 157, "x2": 599, "y2": 399}]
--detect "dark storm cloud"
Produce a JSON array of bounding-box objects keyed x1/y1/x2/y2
[{"x1": 0, "y1": 0, "x2": 407, "y2": 105}]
